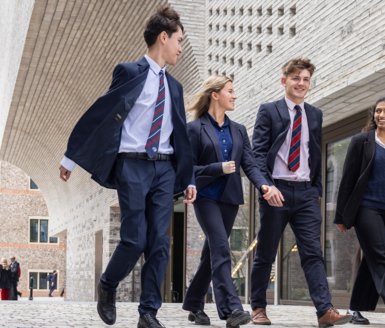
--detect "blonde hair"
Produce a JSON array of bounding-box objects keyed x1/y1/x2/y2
[
  {"x1": 1, "y1": 258, "x2": 9, "y2": 269},
  {"x1": 188, "y1": 75, "x2": 232, "y2": 119}
]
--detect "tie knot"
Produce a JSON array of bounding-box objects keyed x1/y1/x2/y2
[
  {"x1": 159, "y1": 70, "x2": 164, "y2": 77},
  {"x1": 294, "y1": 105, "x2": 301, "y2": 112}
]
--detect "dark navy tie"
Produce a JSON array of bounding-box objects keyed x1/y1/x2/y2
[
  {"x1": 145, "y1": 71, "x2": 165, "y2": 158},
  {"x1": 288, "y1": 105, "x2": 302, "y2": 172}
]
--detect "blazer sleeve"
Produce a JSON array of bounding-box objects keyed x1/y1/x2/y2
[
  {"x1": 187, "y1": 123, "x2": 224, "y2": 178},
  {"x1": 107, "y1": 64, "x2": 130, "y2": 91},
  {"x1": 252, "y1": 104, "x2": 274, "y2": 185},
  {"x1": 239, "y1": 125, "x2": 269, "y2": 191},
  {"x1": 334, "y1": 137, "x2": 363, "y2": 224},
  {"x1": 65, "y1": 64, "x2": 129, "y2": 159}
]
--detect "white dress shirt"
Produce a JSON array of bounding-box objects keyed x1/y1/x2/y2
[{"x1": 272, "y1": 97, "x2": 311, "y2": 181}]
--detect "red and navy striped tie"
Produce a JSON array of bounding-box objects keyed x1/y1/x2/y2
[
  {"x1": 288, "y1": 105, "x2": 302, "y2": 172},
  {"x1": 145, "y1": 71, "x2": 165, "y2": 158}
]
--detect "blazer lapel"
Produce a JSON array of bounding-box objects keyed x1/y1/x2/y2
[
  {"x1": 272, "y1": 99, "x2": 291, "y2": 150},
  {"x1": 201, "y1": 114, "x2": 222, "y2": 161},
  {"x1": 304, "y1": 103, "x2": 317, "y2": 134},
  {"x1": 166, "y1": 72, "x2": 178, "y2": 111},
  {"x1": 364, "y1": 129, "x2": 376, "y2": 164},
  {"x1": 276, "y1": 98, "x2": 291, "y2": 127}
]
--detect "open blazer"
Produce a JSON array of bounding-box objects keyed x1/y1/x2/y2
[
  {"x1": 334, "y1": 129, "x2": 376, "y2": 229},
  {"x1": 188, "y1": 114, "x2": 268, "y2": 205},
  {"x1": 252, "y1": 98, "x2": 323, "y2": 196},
  {"x1": 64, "y1": 57, "x2": 193, "y2": 193}
]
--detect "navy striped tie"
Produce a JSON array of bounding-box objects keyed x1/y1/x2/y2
[
  {"x1": 145, "y1": 71, "x2": 165, "y2": 158},
  {"x1": 288, "y1": 105, "x2": 302, "y2": 172}
]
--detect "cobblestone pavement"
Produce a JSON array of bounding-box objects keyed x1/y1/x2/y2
[{"x1": 1, "y1": 298, "x2": 385, "y2": 327}]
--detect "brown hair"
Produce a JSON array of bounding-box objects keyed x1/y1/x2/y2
[
  {"x1": 143, "y1": 5, "x2": 184, "y2": 47},
  {"x1": 188, "y1": 75, "x2": 233, "y2": 119},
  {"x1": 282, "y1": 57, "x2": 316, "y2": 77},
  {"x1": 362, "y1": 96, "x2": 385, "y2": 132}
]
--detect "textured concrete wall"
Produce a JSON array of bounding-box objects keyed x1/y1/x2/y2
[
  {"x1": 205, "y1": 0, "x2": 385, "y2": 129},
  {"x1": 0, "y1": 0, "x2": 34, "y2": 145}
]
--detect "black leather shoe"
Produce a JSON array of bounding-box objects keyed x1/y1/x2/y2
[
  {"x1": 188, "y1": 310, "x2": 211, "y2": 325},
  {"x1": 97, "y1": 283, "x2": 116, "y2": 325},
  {"x1": 348, "y1": 310, "x2": 370, "y2": 325},
  {"x1": 137, "y1": 313, "x2": 165, "y2": 328},
  {"x1": 226, "y1": 309, "x2": 251, "y2": 328}
]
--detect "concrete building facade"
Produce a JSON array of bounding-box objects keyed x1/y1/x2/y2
[
  {"x1": 0, "y1": 160, "x2": 66, "y2": 297},
  {"x1": 1, "y1": 0, "x2": 385, "y2": 309}
]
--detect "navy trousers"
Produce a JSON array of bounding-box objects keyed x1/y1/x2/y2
[
  {"x1": 251, "y1": 180, "x2": 332, "y2": 317},
  {"x1": 350, "y1": 206, "x2": 385, "y2": 310},
  {"x1": 183, "y1": 198, "x2": 243, "y2": 320},
  {"x1": 100, "y1": 157, "x2": 175, "y2": 316}
]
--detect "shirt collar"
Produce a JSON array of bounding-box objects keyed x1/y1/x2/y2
[
  {"x1": 285, "y1": 96, "x2": 304, "y2": 112},
  {"x1": 144, "y1": 54, "x2": 166, "y2": 75},
  {"x1": 206, "y1": 112, "x2": 230, "y2": 128},
  {"x1": 375, "y1": 130, "x2": 385, "y2": 148}
]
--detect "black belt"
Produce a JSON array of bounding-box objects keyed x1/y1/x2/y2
[
  {"x1": 274, "y1": 179, "x2": 312, "y2": 188},
  {"x1": 118, "y1": 152, "x2": 174, "y2": 161}
]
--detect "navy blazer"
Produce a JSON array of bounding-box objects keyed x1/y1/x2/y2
[
  {"x1": 334, "y1": 130, "x2": 376, "y2": 228},
  {"x1": 188, "y1": 114, "x2": 268, "y2": 205},
  {"x1": 252, "y1": 98, "x2": 323, "y2": 196},
  {"x1": 64, "y1": 57, "x2": 193, "y2": 193}
]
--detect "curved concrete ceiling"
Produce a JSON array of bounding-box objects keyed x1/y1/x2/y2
[{"x1": 0, "y1": 0, "x2": 204, "y2": 221}]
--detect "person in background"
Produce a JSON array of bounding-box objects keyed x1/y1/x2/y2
[
  {"x1": 335, "y1": 97, "x2": 385, "y2": 325},
  {"x1": 0, "y1": 258, "x2": 11, "y2": 300},
  {"x1": 10, "y1": 256, "x2": 21, "y2": 300},
  {"x1": 250, "y1": 57, "x2": 351, "y2": 327},
  {"x1": 48, "y1": 270, "x2": 57, "y2": 297},
  {"x1": 182, "y1": 75, "x2": 281, "y2": 328}
]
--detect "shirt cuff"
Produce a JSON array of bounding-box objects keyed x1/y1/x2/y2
[{"x1": 60, "y1": 156, "x2": 76, "y2": 172}]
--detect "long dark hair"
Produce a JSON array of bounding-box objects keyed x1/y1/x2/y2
[{"x1": 362, "y1": 96, "x2": 385, "y2": 132}]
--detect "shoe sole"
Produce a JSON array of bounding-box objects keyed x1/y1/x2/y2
[
  {"x1": 188, "y1": 313, "x2": 210, "y2": 325},
  {"x1": 252, "y1": 321, "x2": 271, "y2": 325},
  {"x1": 227, "y1": 314, "x2": 251, "y2": 327},
  {"x1": 319, "y1": 316, "x2": 352, "y2": 328},
  {"x1": 350, "y1": 320, "x2": 370, "y2": 325},
  {"x1": 334, "y1": 316, "x2": 353, "y2": 325}
]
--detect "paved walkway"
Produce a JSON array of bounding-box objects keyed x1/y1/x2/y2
[{"x1": 1, "y1": 298, "x2": 385, "y2": 327}]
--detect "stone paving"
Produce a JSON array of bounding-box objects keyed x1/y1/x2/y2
[{"x1": 1, "y1": 298, "x2": 385, "y2": 327}]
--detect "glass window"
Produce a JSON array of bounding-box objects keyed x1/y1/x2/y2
[
  {"x1": 281, "y1": 227, "x2": 309, "y2": 301},
  {"x1": 29, "y1": 272, "x2": 38, "y2": 289},
  {"x1": 40, "y1": 219, "x2": 48, "y2": 243},
  {"x1": 39, "y1": 272, "x2": 48, "y2": 290},
  {"x1": 30, "y1": 219, "x2": 39, "y2": 242},
  {"x1": 29, "y1": 271, "x2": 52, "y2": 290},
  {"x1": 30, "y1": 179, "x2": 39, "y2": 190},
  {"x1": 29, "y1": 217, "x2": 52, "y2": 243},
  {"x1": 230, "y1": 228, "x2": 247, "y2": 251},
  {"x1": 325, "y1": 136, "x2": 360, "y2": 299},
  {"x1": 230, "y1": 177, "x2": 250, "y2": 302}
]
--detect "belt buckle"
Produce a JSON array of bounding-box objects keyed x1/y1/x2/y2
[{"x1": 146, "y1": 154, "x2": 157, "y2": 161}]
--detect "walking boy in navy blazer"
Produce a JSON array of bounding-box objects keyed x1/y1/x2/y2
[
  {"x1": 59, "y1": 5, "x2": 195, "y2": 328},
  {"x1": 250, "y1": 58, "x2": 351, "y2": 327}
]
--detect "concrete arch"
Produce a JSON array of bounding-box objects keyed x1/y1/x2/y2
[{"x1": 0, "y1": 0, "x2": 205, "y2": 300}]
